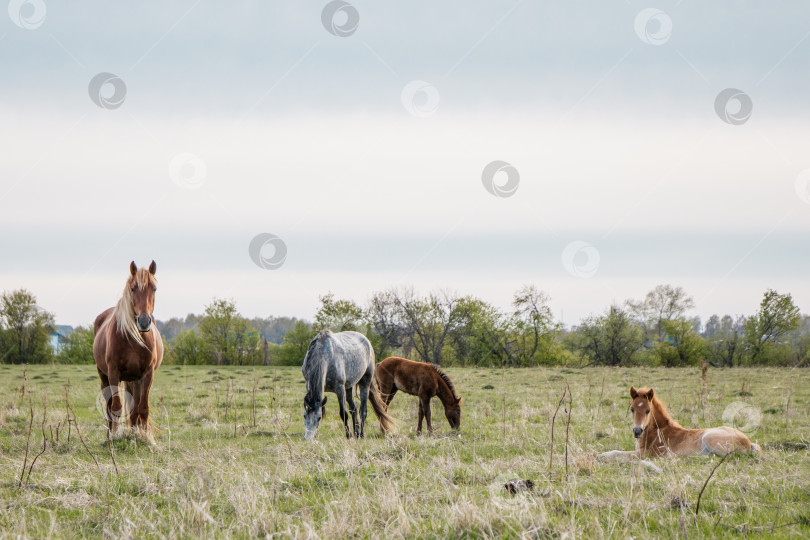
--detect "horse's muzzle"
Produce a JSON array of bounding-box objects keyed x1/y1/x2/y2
[
  {"x1": 633, "y1": 427, "x2": 643, "y2": 439},
  {"x1": 136, "y1": 314, "x2": 152, "y2": 332}
]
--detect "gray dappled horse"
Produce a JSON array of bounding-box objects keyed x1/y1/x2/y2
[{"x1": 302, "y1": 330, "x2": 394, "y2": 440}]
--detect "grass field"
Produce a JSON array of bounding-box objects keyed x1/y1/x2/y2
[{"x1": 0, "y1": 363, "x2": 808, "y2": 538}]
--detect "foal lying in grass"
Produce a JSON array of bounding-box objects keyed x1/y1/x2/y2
[{"x1": 598, "y1": 386, "x2": 761, "y2": 463}]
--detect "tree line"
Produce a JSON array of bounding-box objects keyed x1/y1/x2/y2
[{"x1": 1, "y1": 284, "x2": 808, "y2": 367}]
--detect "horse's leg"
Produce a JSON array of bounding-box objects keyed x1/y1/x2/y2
[
  {"x1": 106, "y1": 369, "x2": 123, "y2": 433},
  {"x1": 376, "y1": 368, "x2": 395, "y2": 410},
  {"x1": 136, "y1": 369, "x2": 155, "y2": 431},
  {"x1": 421, "y1": 395, "x2": 433, "y2": 434},
  {"x1": 334, "y1": 386, "x2": 351, "y2": 439},
  {"x1": 383, "y1": 387, "x2": 397, "y2": 408},
  {"x1": 357, "y1": 382, "x2": 370, "y2": 438},
  {"x1": 128, "y1": 380, "x2": 141, "y2": 428},
  {"x1": 98, "y1": 369, "x2": 114, "y2": 432},
  {"x1": 417, "y1": 400, "x2": 424, "y2": 435},
  {"x1": 597, "y1": 450, "x2": 639, "y2": 462},
  {"x1": 345, "y1": 388, "x2": 360, "y2": 438},
  {"x1": 701, "y1": 428, "x2": 747, "y2": 456}
]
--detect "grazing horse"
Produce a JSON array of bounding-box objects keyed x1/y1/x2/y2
[
  {"x1": 302, "y1": 330, "x2": 394, "y2": 440},
  {"x1": 93, "y1": 261, "x2": 163, "y2": 437},
  {"x1": 376, "y1": 356, "x2": 462, "y2": 434},
  {"x1": 598, "y1": 386, "x2": 761, "y2": 462}
]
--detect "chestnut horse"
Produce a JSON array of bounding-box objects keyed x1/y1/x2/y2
[
  {"x1": 93, "y1": 261, "x2": 163, "y2": 437},
  {"x1": 598, "y1": 386, "x2": 761, "y2": 463},
  {"x1": 376, "y1": 357, "x2": 462, "y2": 434}
]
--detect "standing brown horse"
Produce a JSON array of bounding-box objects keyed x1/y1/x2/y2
[
  {"x1": 376, "y1": 357, "x2": 462, "y2": 434},
  {"x1": 93, "y1": 261, "x2": 163, "y2": 438}
]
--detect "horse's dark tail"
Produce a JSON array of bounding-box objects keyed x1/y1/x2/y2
[{"x1": 369, "y1": 375, "x2": 396, "y2": 434}]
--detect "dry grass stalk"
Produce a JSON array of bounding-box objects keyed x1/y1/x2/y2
[
  {"x1": 695, "y1": 453, "x2": 729, "y2": 516},
  {"x1": 17, "y1": 397, "x2": 34, "y2": 488},
  {"x1": 25, "y1": 391, "x2": 49, "y2": 484}
]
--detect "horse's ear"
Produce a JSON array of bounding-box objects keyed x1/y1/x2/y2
[
  {"x1": 456, "y1": 396, "x2": 463, "y2": 404},
  {"x1": 646, "y1": 388, "x2": 654, "y2": 400},
  {"x1": 630, "y1": 386, "x2": 638, "y2": 399},
  {"x1": 130, "y1": 261, "x2": 138, "y2": 276},
  {"x1": 148, "y1": 260, "x2": 157, "y2": 275}
]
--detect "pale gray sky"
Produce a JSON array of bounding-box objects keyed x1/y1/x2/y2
[{"x1": 1, "y1": 1, "x2": 809, "y2": 327}]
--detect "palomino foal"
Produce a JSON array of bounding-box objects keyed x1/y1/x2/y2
[{"x1": 598, "y1": 386, "x2": 761, "y2": 463}]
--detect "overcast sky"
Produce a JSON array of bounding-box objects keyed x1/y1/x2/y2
[{"x1": 1, "y1": 1, "x2": 809, "y2": 327}]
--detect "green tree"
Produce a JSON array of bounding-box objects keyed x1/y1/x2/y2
[
  {"x1": 56, "y1": 326, "x2": 94, "y2": 364},
  {"x1": 654, "y1": 318, "x2": 705, "y2": 367},
  {"x1": 167, "y1": 330, "x2": 213, "y2": 365},
  {"x1": 198, "y1": 298, "x2": 261, "y2": 365},
  {"x1": 626, "y1": 284, "x2": 695, "y2": 341},
  {"x1": 0, "y1": 289, "x2": 54, "y2": 364},
  {"x1": 277, "y1": 320, "x2": 315, "y2": 366},
  {"x1": 314, "y1": 293, "x2": 364, "y2": 332},
  {"x1": 450, "y1": 297, "x2": 503, "y2": 366},
  {"x1": 574, "y1": 306, "x2": 644, "y2": 366},
  {"x1": 387, "y1": 288, "x2": 466, "y2": 365},
  {"x1": 452, "y1": 286, "x2": 562, "y2": 367},
  {"x1": 745, "y1": 289, "x2": 801, "y2": 364},
  {"x1": 704, "y1": 314, "x2": 746, "y2": 366}
]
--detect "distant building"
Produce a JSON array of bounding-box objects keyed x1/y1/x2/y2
[{"x1": 49, "y1": 325, "x2": 74, "y2": 353}]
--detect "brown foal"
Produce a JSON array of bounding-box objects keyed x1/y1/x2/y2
[{"x1": 376, "y1": 356, "x2": 462, "y2": 434}]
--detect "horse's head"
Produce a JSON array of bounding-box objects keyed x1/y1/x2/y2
[
  {"x1": 128, "y1": 261, "x2": 157, "y2": 333},
  {"x1": 629, "y1": 386, "x2": 654, "y2": 438},
  {"x1": 445, "y1": 396, "x2": 462, "y2": 430},
  {"x1": 303, "y1": 395, "x2": 327, "y2": 440}
]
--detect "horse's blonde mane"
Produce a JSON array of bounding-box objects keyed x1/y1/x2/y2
[{"x1": 110, "y1": 268, "x2": 156, "y2": 349}]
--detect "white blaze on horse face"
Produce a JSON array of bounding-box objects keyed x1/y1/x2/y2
[{"x1": 633, "y1": 400, "x2": 649, "y2": 432}]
